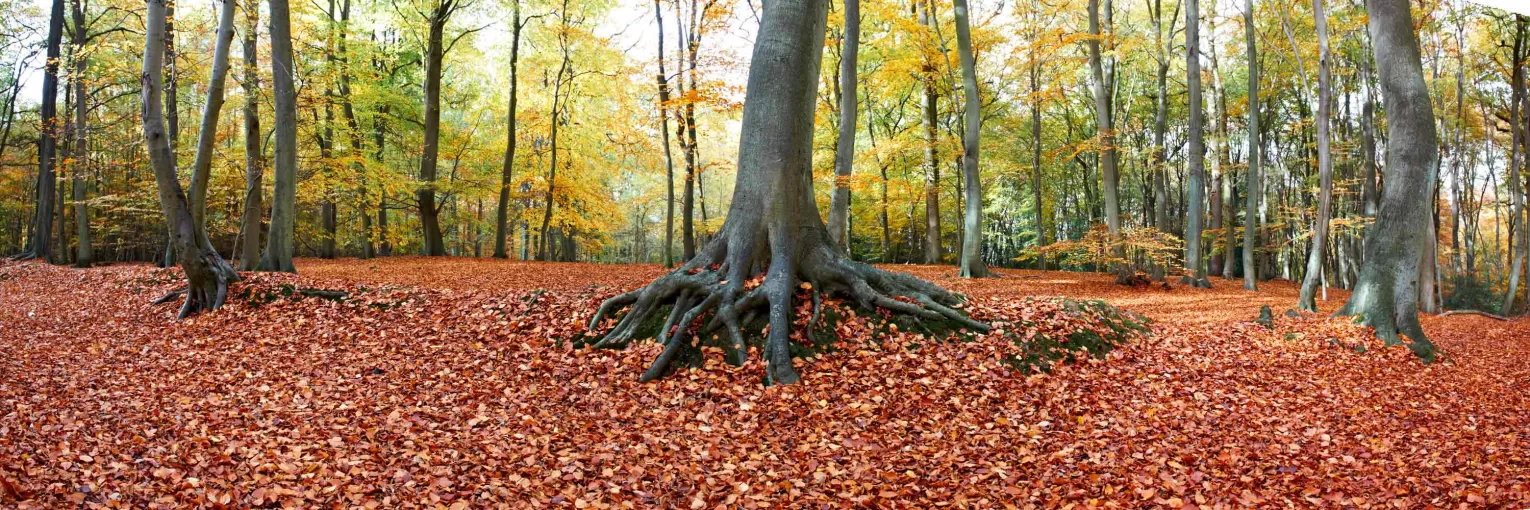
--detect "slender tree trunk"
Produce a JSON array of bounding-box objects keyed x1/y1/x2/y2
[
  {"x1": 1182, "y1": 0, "x2": 1208, "y2": 287},
  {"x1": 188, "y1": 0, "x2": 237, "y2": 231},
  {"x1": 258, "y1": 0, "x2": 298, "y2": 272},
  {"x1": 656, "y1": 0, "x2": 677, "y2": 267},
  {"x1": 1150, "y1": 0, "x2": 1175, "y2": 281},
  {"x1": 1337, "y1": 0, "x2": 1439, "y2": 361},
  {"x1": 69, "y1": 0, "x2": 90, "y2": 267},
  {"x1": 1241, "y1": 0, "x2": 1260, "y2": 290},
  {"x1": 494, "y1": 0, "x2": 523, "y2": 259},
  {"x1": 417, "y1": 1, "x2": 456, "y2": 256},
  {"x1": 953, "y1": 0, "x2": 986, "y2": 277},
  {"x1": 1298, "y1": 0, "x2": 1334, "y2": 310},
  {"x1": 1505, "y1": 19, "x2": 1528, "y2": 315},
  {"x1": 539, "y1": 0, "x2": 571, "y2": 260},
  {"x1": 827, "y1": 0, "x2": 859, "y2": 255},
  {"x1": 237, "y1": 1, "x2": 262, "y2": 271},
  {"x1": 142, "y1": 0, "x2": 239, "y2": 318},
  {"x1": 1031, "y1": 60, "x2": 1046, "y2": 270},
  {"x1": 1088, "y1": 0, "x2": 1125, "y2": 282},
  {"x1": 919, "y1": 0, "x2": 941, "y2": 264}
]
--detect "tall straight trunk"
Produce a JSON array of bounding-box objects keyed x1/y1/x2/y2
[
  {"x1": 1182, "y1": 0, "x2": 1208, "y2": 287},
  {"x1": 919, "y1": 0, "x2": 941, "y2": 264},
  {"x1": 1241, "y1": 0, "x2": 1260, "y2": 290},
  {"x1": 20, "y1": 0, "x2": 63, "y2": 261},
  {"x1": 237, "y1": 1, "x2": 262, "y2": 271},
  {"x1": 1212, "y1": 40, "x2": 1235, "y2": 279},
  {"x1": 1505, "y1": 18, "x2": 1528, "y2": 315},
  {"x1": 336, "y1": 0, "x2": 371, "y2": 259},
  {"x1": 1088, "y1": 0, "x2": 1125, "y2": 282},
  {"x1": 678, "y1": 0, "x2": 700, "y2": 260},
  {"x1": 1298, "y1": 0, "x2": 1334, "y2": 310},
  {"x1": 953, "y1": 0, "x2": 986, "y2": 277},
  {"x1": 188, "y1": 0, "x2": 237, "y2": 230},
  {"x1": 1150, "y1": 0, "x2": 1174, "y2": 240},
  {"x1": 142, "y1": 0, "x2": 239, "y2": 318},
  {"x1": 494, "y1": 0, "x2": 524, "y2": 259},
  {"x1": 655, "y1": 0, "x2": 677, "y2": 267},
  {"x1": 69, "y1": 0, "x2": 90, "y2": 267},
  {"x1": 539, "y1": 0, "x2": 571, "y2": 260},
  {"x1": 417, "y1": 0, "x2": 457, "y2": 256},
  {"x1": 827, "y1": 0, "x2": 860, "y2": 254},
  {"x1": 1031, "y1": 60, "x2": 1046, "y2": 270},
  {"x1": 258, "y1": 0, "x2": 298, "y2": 272},
  {"x1": 1360, "y1": 40, "x2": 1379, "y2": 218}
]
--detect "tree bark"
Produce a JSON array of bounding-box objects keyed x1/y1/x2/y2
[
  {"x1": 188, "y1": 0, "x2": 238, "y2": 231},
  {"x1": 237, "y1": 1, "x2": 262, "y2": 271},
  {"x1": 953, "y1": 0, "x2": 986, "y2": 277},
  {"x1": 258, "y1": 0, "x2": 299, "y2": 272},
  {"x1": 1336, "y1": 0, "x2": 1439, "y2": 361},
  {"x1": 17, "y1": 0, "x2": 63, "y2": 262},
  {"x1": 1182, "y1": 0, "x2": 1208, "y2": 287},
  {"x1": 494, "y1": 0, "x2": 523, "y2": 259},
  {"x1": 1298, "y1": 0, "x2": 1334, "y2": 311},
  {"x1": 417, "y1": 0, "x2": 458, "y2": 256},
  {"x1": 919, "y1": 0, "x2": 941, "y2": 264},
  {"x1": 656, "y1": 0, "x2": 677, "y2": 267},
  {"x1": 69, "y1": 0, "x2": 91, "y2": 267},
  {"x1": 1241, "y1": 0, "x2": 1260, "y2": 290},
  {"x1": 1088, "y1": 0, "x2": 1125, "y2": 282},
  {"x1": 589, "y1": 0, "x2": 985, "y2": 386},
  {"x1": 142, "y1": 0, "x2": 239, "y2": 318},
  {"x1": 827, "y1": 0, "x2": 859, "y2": 255}
]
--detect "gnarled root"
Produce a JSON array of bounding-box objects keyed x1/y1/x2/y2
[{"x1": 587, "y1": 243, "x2": 990, "y2": 385}]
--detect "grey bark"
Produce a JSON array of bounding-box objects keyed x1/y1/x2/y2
[
  {"x1": 1182, "y1": 0, "x2": 1208, "y2": 287},
  {"x1": 1241, "y1": 0, "x2": 1260, "y2": 290},
  {"x1": 188, "y1": 0, "x2": 238, "y2": 231},
  {"x1": 953, "y1": 0, "x2": 986, "y2": 277},
  {"x1": 1504, "y1": 18, "x2": 1528, "y2": 315},
  {"x1": 1088, "y1": 0, "x2": 1125, "y2": 282},
  {"x1": 258, "y1": 0, "x2": 298, "y2": 272},
  {"x1": 920, "y1": 0, "x2": 941, "y2": 264},
  {"x1": 70, "y1": 0, "x2": 90, "y2": 267},
  {"x1": 826, "y1": 0, "x2": 859, "y2": 255},
  {"x1": 1336, "y1": 0, "x2": 1439, "y2": 361},
  {"x1": 237, "y1": 1, "x2": 262, "y2": 271},
  {"x1": 142, "y1": 0, "x2": 239, "y2": 318},
  {"x1": 1298, "y1": 0, "x2": 1334, "y2": 311}
]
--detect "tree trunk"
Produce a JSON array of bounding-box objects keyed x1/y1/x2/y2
[
  {"x1": 1241, "y1": 0, "x2": 1260, "y2": 290},
  {"x1": 237, "y1": 1, "x2": 262, "y2": 271},
  {"x1": 494, "y1": 0, "x2": 523, "y2": 259},
  {"x1": 69, "y1": 0, "x2": 90, "y2": 267},
  {"x1": 589, "y1": 0, "x2": 986, "y2": 386},
  {"x1": 188, "y1": 0, "x2": 238, "y2": 231},
  {"x1": 258, "y1": 0, "x2": 299, "y2": 272},
  {"x1": 1182, "y1": 0, "x2": 1208, "y2": 287},
  {"x1": 539, "y1": 0, "x2": 572, "y2": 261},
  {"x1": 142, "y1": 0, "x2": 239, "y2": 318},
  {"x1": 17, "y1": 0, "x2": 63, "y2": 262},
  {"x1": 953, "y1": 0, "x2": 986, "y2": 277},
  {"x1": 1088, "y1": 0, "x2": 1125, "y2": 282},
  {"x1": 1030, "y1": 59, "x2": 1046, "y2": 270},
  {"x1": 1298, "y1": 0, "x2": 1334, "y2": 310},
  {"x1": 827, "y1": 0, "x2": 859, "y2": 255},
  {"x1": 417, "y1": 1, "x2": 455, "y2": 257},
  {"x1": 656, "y1": 0, "x2": 677, "y2": 267},
  {"x1": 1337, "y1": 0, "x2": 1439, "y2": 361},
  {"x1": 1150, "y1": 0, "x2": 1175, "y2": 281},
  {"x1": 919, "y1": 0, "x2": 941, "y2": 264}
]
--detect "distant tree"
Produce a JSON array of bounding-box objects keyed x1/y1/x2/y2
[{"x1": 826, "y1": 0, "x2": 858, "y2": 255}]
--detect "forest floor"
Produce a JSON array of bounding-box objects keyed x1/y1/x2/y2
[{"x1": 3, "y1": 257, "x2": 1530, "y2": 509}]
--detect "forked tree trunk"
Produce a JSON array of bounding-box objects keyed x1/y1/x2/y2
[
  {"x1": 17, "y1": 0, "x2": 63, "y2": 262},
  {"x1": 953, "y1": 0, "x2": 987, "y2": 278},
  {"x1": 417, "y1": 0, "x2": 457, "y2": 257},
  {"x1": 1298, "y1": 0, "x2": 1334, "y2": 311},
  {"x1": 589, "y1": 0, "x2": 986, "y2": 386},
  {"x1": 826, "y1": 0, "x2": 859, "y2": 255},
  {"x1": 1337, "y1": 0, "x2": 1438, "y2": 361},
  {"x1": 142, "y1": 0, "x2": 239, "y2": 318},
  {"x1": 188, "y1": 0, "x2": 237, "y2": 231},
  {"x1": 494, "y1": 0, "x2": 524, "y2": 259},
  {"x1": 258, "y1": 0, "x2": 298, "y2": 272},
  {"x1": 1182, "y1": 0, "x2": 1209, "y2": 287},
  {"x1": 237, "y1": 2, "x2": 262, "y2": 271}
]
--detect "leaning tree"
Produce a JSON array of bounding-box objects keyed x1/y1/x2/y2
[
  {"x1": 588, "y1": 0, "x2": 987, "y2": 385},
  {"x1": 141, "y1": 0, "x2": 239, "y2": 318},
  {"x1": 1335, "y1": 0, "x2": 1438, "y2": 361}
]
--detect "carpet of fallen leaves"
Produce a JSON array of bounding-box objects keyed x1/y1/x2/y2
[{"x1": 3, "y1": 257, "x2": 1530, "y2": 509}]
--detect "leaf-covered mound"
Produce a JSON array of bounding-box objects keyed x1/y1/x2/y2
[{"x1": 4, "y1": 259, "x2": 1530, "y2": 508}]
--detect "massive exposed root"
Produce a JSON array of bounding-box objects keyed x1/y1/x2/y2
[
  {"x1": 588, "y1": 238, "x2": 989, "y2": 385},
  {"x1": 151, "y1": 250, "x2": 240, "y2": 319}
]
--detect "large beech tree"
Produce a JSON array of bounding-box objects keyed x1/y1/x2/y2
[
  {"x1": 141, "y1": 0, "x2": 239, "y2": 318},
  {"x1": 588, "y1": 0, "x2": 987, "y2": 385},
  {"x1": 1336, "y1": 0, "x2": 1438, "y2": 361}
]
